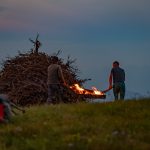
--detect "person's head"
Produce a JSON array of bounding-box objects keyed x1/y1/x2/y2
[
  {"x1": 51, "y1": 56, "x2": 59, "y2": 64},
  {"x1": 113, "y1": 61, "x2": 119, "y2": 68}
]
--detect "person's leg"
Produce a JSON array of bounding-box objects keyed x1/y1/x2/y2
[
  {"x1": 59, "y1": 85, "x2": 70, "y2": 103},
  {"x1": 120, "y1": 83, "x2": 125, "y2": 100},
  {"x1": 47, "y1": 85, "x2": 53, "y2": 104},
  {"x1": 113, "y1": 84, "x2": 119, "y2": 100},
  {"x1": 47, "y1": 84, "x2": 65, "y2": 104},
  {"x1": 51, "y1": 85, "x2": 60, "y2": 104},
  {"x1": 55, "y1": 85, "x2": 65, "y2": 103}
]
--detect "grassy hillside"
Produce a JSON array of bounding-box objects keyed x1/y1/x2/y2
[{"x1": 0, "y1": 99, "x2": 150, "y2": 150}]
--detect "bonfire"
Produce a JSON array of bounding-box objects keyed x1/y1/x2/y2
[{"x1": 0, "y1": 36, "x2": 105, "y2": 106}]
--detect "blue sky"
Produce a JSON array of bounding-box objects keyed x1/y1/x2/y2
[{"x1": 0, "y1": 0, "x2": 150, "y2": 95}]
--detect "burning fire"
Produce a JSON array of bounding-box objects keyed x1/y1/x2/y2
[{"x1": 70, "y1": 84, "x2": 104, "y2": 96}]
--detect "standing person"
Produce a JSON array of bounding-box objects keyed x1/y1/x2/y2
[
  {"x1": 47, "y1": 56, "x2": 67, "y2": 104},
  {"x1": 109, "y1": 61, "x2": 125, "y2": 100}
]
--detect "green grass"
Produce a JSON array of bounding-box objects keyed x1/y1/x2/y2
[{"x1": 0, "y1": 99, "x2": 150, "y2": 150}]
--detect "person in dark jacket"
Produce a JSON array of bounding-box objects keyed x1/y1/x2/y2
[
  {"x1": 47, "y1": 56, "x2": 67, "y2": 104},
  {"x1": 109, "y1": 61, "x2": 125, "y2": 100}
]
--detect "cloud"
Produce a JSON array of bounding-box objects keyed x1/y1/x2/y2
[
  {"x1": 0, "y1": 6, "x2": 7, "y2": 13},
  {"x1": 2, "y1": 0, "x2": 150, "y2": 21},
  {"x1": 0, "y1": 0, "x2": 150, "y2": 33}
]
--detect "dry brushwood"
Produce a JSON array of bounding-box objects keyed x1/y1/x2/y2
[{"x1": 0, "y1": 51, "x2": 87, "y2": 106}]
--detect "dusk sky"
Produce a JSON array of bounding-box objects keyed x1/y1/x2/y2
[{"x1": 0, "y1": 0, "x2": 150, "y2": 96}]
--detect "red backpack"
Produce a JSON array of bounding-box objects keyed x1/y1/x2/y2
[{"x1": 0, "y1": 104, "x2": 4, "y2": 121}]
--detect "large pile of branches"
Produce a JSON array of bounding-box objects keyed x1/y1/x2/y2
[{"x1": 0, "y1": 51, "x2": 87, "y2": 106}]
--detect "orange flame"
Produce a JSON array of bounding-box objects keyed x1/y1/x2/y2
[{"x1": 70, "y1": 84, "x2": 104, "y2": 95}]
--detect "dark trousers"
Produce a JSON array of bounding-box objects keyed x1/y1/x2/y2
[
  {"x1": 113, "y1": 82, "x2": 125, "y2": 100},
  {"x1": 47, "y1": 84, "x2": 64, "y2": 104}
]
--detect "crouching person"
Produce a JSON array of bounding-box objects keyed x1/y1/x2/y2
[
  {"x1": 0, "y1": 94, "x2": 25, "y2": 123},
  {"x1": 0, "y1": 94, "x2": 12, "y2": 123}
]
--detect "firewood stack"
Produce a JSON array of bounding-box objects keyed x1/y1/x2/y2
[{"x1": 0, "y1": 51, "x2": 86, "y2": 106}]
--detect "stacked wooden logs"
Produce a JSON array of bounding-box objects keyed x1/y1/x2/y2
[{"x1": 0, "y1": 51, "x2": 85, "y2": 106}]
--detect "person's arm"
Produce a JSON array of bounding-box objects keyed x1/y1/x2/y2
[
  {"x1": 123, "y1": 69, "x2": 125, "y2": 82},
  {"x1": 102, "y1": 71, "x2": 113, "y2": 93},
  {"x1": 109, "y1": 72, "x2": 113, "y2": 89}
]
